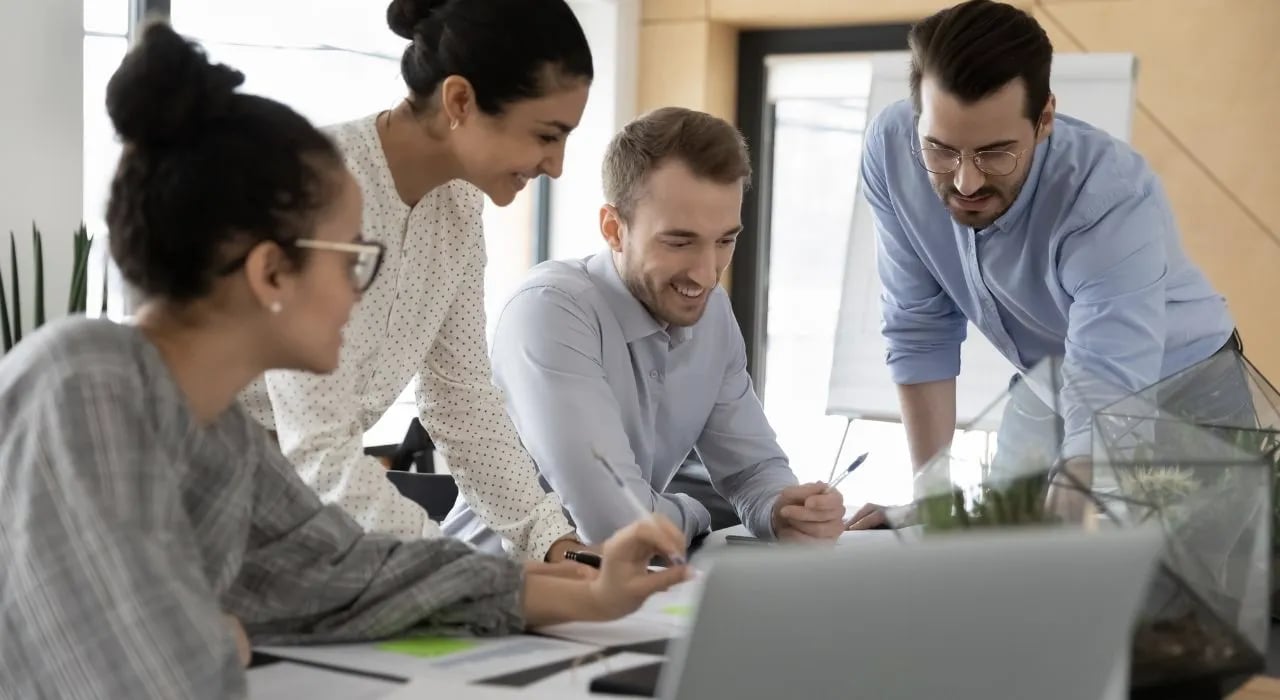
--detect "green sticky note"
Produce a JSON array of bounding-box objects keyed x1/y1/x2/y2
[
  {"x1": 376, "y1": 636, "x2": 478, "y2": 658},
  {"x1": 660, "y1": 604, "x2": 693, "y2": 618}
]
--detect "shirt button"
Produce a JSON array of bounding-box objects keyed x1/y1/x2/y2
[{"x1": 649, "y1": 370, "x2": 659, "y2": 379}]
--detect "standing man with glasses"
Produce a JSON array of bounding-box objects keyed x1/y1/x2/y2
[{"x1": 846, "y1": 0, "x2": 1238, "y2": 526}]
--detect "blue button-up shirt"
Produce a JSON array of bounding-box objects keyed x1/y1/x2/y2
[
  {"x1": 489, "y1": 252, "x2": 798, "y2": 545},
  {"x1": 863, "y1": 100, "x2": 1233, "y2": 457}
]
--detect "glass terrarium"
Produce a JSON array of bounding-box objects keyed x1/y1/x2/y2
[
  {"x1": 887, "y1": 355, "x2": 1272, "y2": 697},
  {"x1": 892, "y1": 356, "x2": 1099, "y2": 536},
  {"x1": 1095, "y1": 348, "x2": 1280, "y2": 617}
]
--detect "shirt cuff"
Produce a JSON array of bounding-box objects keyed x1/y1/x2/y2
[
  {"x1": 519, "y1": 495, "x2": 578, "y2": 562},
  {"x1": 886, "y1": 344, "x2": 962, "y2": 385},
  {"x1": 1060, "y1": 426, "x2": 1092, "y2": 461},
  {"x1": 670, "y1": 493, "x2": 713, "y2": 543}
]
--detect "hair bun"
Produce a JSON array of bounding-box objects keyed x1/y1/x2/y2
[
  {"x1": 386, "y1": 0, "x2": 450, "y2": 40},
  {"x1": 106, "y1": 21, "x2": 244, "y2": 149}
]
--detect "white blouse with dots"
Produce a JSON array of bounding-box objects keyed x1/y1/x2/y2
[{"x1": 240, "y1": 114, "x2": 572, "y2": 561}]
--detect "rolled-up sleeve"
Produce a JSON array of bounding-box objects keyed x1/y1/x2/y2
[
  {"x1": 862, "y1": 118, "x2": 967, "y2": 385},
  {"x1": 1055, "y1": 179, "x2": 1170, "y2": 458},
  {"x1": 490, "y1": 287, "x2": 712, "y2": 545},
  {"x1": 694, "y1": 296, "x2": 798, "y2": 540},
  {"x1": 226, "y1": 429, "x2": 525, "y2": 645}
]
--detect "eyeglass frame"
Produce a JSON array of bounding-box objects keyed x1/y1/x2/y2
[
  {"x1": 909, "y1": 119, "x2": 1043, "y2": 177},
  {"x1": 912, "y1": 144, "x2": 1034, "y2": 177},
  {"x1": 216, "y1": 238, "x2": 387, "y2": 293}
]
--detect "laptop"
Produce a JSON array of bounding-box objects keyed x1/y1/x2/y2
[{"x1": 598, "y1": 526, "x2": 1162, "y2": 700}]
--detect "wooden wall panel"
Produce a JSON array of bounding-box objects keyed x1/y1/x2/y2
[
  {"x1": 643, "y1": 0, "x2": 707, "y2": 22},
  {"x1": 1037, "y1": 0, "x2": 1280, "y2": 242},
  {"x1": 637, "y1": 0, "x2": 1280, "y2": 375},
  {"x1": 638, "y1": 21, "x2": 714, "y2": 114},
  {"x1": 707, "y1": 0, "x2": 1032, "y2": 27}
]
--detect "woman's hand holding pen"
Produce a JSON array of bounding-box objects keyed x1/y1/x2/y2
[{"x1": 585, "y1": 517, "x2": 691, "y2": 620}]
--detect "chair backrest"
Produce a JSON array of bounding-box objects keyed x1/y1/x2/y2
[{"x1": 385, "y1": 471, "x2": 458, "y2": 522}]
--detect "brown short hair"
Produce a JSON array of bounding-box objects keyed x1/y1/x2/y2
[{"x1": 603, "y1": 107, "x2": 751, "y2": 220}]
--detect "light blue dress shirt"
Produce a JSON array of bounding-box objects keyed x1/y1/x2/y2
[
  {"x1": 490, "y1": 252, "x2": 799, "y2": 545},
  {"x1": 863, "y1": 100, "x2": 1233, "y2": 457}
]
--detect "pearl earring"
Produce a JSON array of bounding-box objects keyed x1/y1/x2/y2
[
  {"x1": 269, "y1": 301, "x2": 283, "y2": 314},
  {"x1": 449, "y1": 119, "x2": 459, "y2": 130}
]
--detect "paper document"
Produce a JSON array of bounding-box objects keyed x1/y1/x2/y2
[
  {"x1": 532, "y1": 616, "x2": 681, "y2": 647},
  {"x1": 525, "y1": 651, "x2": 663, "y2": 695},
  {"x1": 534, "y1": 578, "x2": 701, "y2": 646},
  {"x1": 379, "y1": 676, "x2": 580, "y2": 699},
  {"x1": 259, "y1": 634, "x2": 597, "y2": 683},
  {"x1": 246, "y1": 661, "x2": 397, "y2": 700},
  {"x1": 699, "y1": 524, "x2": 919, "y2": 552}
]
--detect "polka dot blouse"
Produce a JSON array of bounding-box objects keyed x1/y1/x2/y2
[{"x1": 240, "y1": 114, "x2": 573, "y2": 561}]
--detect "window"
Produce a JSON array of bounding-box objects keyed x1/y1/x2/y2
[
  {"x1": 84, "y1": 1, "x2": 539, "y2": 330},
  {"x1": 739, "y1": 34, "x2": 994, "y2": 508},
  {"x1": 82, "y1": 0, "x2": 128, "y2": 240}
]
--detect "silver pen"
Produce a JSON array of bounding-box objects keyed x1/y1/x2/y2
[
  {"x1": 592, "y1": 447, "x2": 688, "y2": 565},
  {"x1": 826, "y1": 452, "x2": 869, "y2": 492}
]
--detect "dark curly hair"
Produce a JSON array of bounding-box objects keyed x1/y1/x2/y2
[{"x1": 104, "y1": 21, "x2": 342, "y2": 302}]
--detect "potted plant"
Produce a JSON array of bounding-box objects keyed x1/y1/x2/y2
[
  {"x1": 891, "y1": 356, "x2": 1271, "y2": 700},
  {"x1": 1, "y1": 223, "x2": 100, "y2": 354}
]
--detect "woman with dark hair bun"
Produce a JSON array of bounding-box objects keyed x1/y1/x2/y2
[
  {"x1": 240, "y1": 0, "x2": 598, "y2": 564},
  {"x1": 0, "y1": 22, "x2": 687, "y2": 699}
]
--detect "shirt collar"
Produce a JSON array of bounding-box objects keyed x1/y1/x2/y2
[
  {"x1": 587, "y1": 251, "x2": 666, "y2": 344},
  {"x1": 982, "y1": 133, "x2": 1051, "y2": 236}
]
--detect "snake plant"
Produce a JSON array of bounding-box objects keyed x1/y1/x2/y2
[{"x1": 1, "y1": 223, "x2": 97, "y2": 354}]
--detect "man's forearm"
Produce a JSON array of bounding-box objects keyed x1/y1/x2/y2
[{"x1": 898, "y1": 379, "x2": 957, "y2": 470}]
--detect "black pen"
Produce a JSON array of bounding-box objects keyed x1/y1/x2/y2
[{"x1": 564, "y1": 550, "x2": 602, "y2": 569}]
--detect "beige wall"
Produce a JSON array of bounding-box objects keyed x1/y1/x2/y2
[{"x1": 637, "y1": 0, "x2": 1280, "y2": 379}]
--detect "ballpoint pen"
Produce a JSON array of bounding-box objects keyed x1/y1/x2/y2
[
  {"x1": 826, "y1": 451, "x2": 869, "y2": 492},
  {"x1": 592, "y1": 446, "x2": 688, "y2": 566},
  {"x1": 564, "y1": 550, "x2": 603, "y2": 568}
]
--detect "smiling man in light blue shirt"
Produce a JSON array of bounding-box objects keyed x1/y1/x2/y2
[
  {"x1": 490, "y1": 107, "x2": 846, "y2": 546},
  {"x1": 855, "y1": 0, "x2": 1235, "y2": 490}
]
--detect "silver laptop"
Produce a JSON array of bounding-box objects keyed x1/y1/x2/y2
[{"x1": 658, "y1": 527, "x2": 1163, "y2": 700}]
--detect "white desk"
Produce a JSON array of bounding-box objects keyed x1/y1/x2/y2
[{"x1": 251, "y1": 578, "x2": 701, "y2": 699}]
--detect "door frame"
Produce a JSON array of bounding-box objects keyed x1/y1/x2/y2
[{"x1": 733, "y1": 24, "x2": 912, "y2": 391}]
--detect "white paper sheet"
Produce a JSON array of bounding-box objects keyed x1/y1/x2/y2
[
  {"x1": 533, "y1": 578, "x2": 700, "y2": 646},
  {"x1": 379, "y1": 676, "x2": 582, "y2": 699},
  {"x1": 246, "y1": 661, "x2": 397, "y2": 700},
  {"x1": 524, "y1": 652, "x2": 664, "y2": 695},
  {"x1": 258, "y1": 635, "x2": 598, "y2": 684},
  {"x1": 697, "y1": 524, "x2": 919, "y2": 552}
]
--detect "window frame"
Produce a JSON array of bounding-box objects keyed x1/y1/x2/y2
[{"x1": 733, "y1": 23, "x2": 912, "y2": 393}]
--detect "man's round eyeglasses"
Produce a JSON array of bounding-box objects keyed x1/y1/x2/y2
[{"x1": 913, "y1": 145, "x2": 1031, "y2": 177}]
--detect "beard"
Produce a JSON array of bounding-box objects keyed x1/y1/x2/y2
[
  {"x1": 933, "y1": 154, "x2": 1035, "y2": 229},
  {"x1": 620, "y1": 264, "x2": 712, "y2": 328}
]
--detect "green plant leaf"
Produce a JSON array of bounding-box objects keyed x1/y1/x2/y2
[
  {"x1": 68, "y1": 225, "x2": 90, "y2": 314},
  {"x1": 0, "y1": 252, "x2": 10, "y2": 352},
  {"x1": 32, "y1": 223, "x2": 44, "y2": 329},
  {"x1": 10, "y1": 232, "x2": 21, "y2": 344}
]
